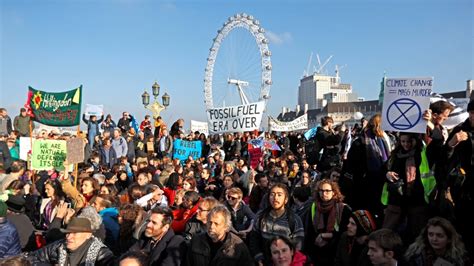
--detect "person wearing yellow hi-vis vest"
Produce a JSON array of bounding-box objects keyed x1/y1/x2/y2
[{"x1": 381, "y1": 133, "x2": 429, "y2": 244}]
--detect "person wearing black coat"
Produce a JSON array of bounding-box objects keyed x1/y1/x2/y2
[
  {"x1": 25, "y1": 217, "x2": 114, "y2": 266},
  {"x1": 130, "y1": 206, "x2": 186, "y2": 266},
  {"x1": 187, "y1": 205, "x2": 254, "y2": 266}
]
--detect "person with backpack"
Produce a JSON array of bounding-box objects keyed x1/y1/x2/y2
[{"x1": 249, "y1": 183, "x2": 304, "y2": 265}]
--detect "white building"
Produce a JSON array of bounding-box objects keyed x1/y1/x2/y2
[{"x1": 298, "y1": 73, "x2": 357, "y2": 110}]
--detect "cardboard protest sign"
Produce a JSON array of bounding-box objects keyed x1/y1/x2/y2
[
  {"x1": 20, "y1": 137, "x2": 34, "y2": 161},
  {"x1": 84, "y1": 104, "x2": 104, "y2": 118},
  {"x1": 207, "y1": 101, "x2": 265, "y2": 133},
  {"x1": 173, "y1": 139, "x2": 202, "y2": 161},
  {"x1": 269, "y1": 114, "x2": 308, "y2": 132},
  {"x1": 190, "y1": 120, "x2": 209, "y2": 136},
  {"x1": 66, "y1": 138, "x2": 85, "y2": 164},
  {"x1": 26, "y1": 86, "x2": 82, "y2": 126},
  {"x1": 31, "y1": 140, "x2": 67, "y2": 170},
  {"x1": 382, "y1": 77, "x2": 432, "y2": 133}
]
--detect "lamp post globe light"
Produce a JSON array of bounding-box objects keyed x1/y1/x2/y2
[{"x1": 141, "y1": 81, "x2": 170, "y2": 119}]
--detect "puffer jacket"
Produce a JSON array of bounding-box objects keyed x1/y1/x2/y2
[
  {"x1": 26, "y1": 236, "x2": 114, "y2": 266},
  {"x1": 0, "y1": 218, "x2": 21, "y2": 259}
]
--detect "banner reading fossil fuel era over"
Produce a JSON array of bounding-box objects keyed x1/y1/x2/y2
[
  {"x1": 207, "y1": 101, "x2": 265, "y2": 133},
  {"x1": 268, "y1": 113, "x2": 308, "y2": 132},
  {"x1": 26, "y1": 86, "x2": 82, "y2": 126}
]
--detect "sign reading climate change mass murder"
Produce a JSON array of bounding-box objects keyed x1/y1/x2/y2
[
  {"x1": 207, "y1": 101, "x2": 265, "y2": 133},
  {"x1": 173, "y1": 139, "x2": 202, "y2": 161},
  {"x1": 382, "y1": 77, "x2": 432, "y2": 133},
  {"x1": 27, "y1": 86, "x2": 82, "y2": 126},
  {"x1": 32, "y1": 140, "x2": 67, "y2": 171},
  {"x1": 269, "y1": 114, "x2": 308, "y2": 132}
]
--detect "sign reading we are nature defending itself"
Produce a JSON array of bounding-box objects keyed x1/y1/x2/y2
[
  {"x1": 28, "y1": 86, "x2": 82, "y2": 126},
  {"x1": 32, "y1": 140, "x2": 67, "y2": 171}
]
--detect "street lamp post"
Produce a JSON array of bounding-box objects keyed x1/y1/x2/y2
[{"x1": 141, "y1": 81, "x2": 170, "y2": 118}]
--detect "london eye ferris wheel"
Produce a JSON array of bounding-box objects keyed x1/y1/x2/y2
[{"x1": 204, "y1": 13, "x2": 272, "y2": 110}]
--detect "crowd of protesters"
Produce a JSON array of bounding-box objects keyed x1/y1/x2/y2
[{"x1": 0, "y1": 99, "x2": 473, "y2": 266}]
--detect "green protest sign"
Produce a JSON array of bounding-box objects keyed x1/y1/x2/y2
[
  {"x1": 27, "y1": 86, "x2": 82, "y2": 126},
  {"x1": 31, "y1": 140, "x2": 67, "y2": 170}
]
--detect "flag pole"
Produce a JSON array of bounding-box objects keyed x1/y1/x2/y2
[{"x1": 74, "y1": 124, "x2": 80, "y2": 188}]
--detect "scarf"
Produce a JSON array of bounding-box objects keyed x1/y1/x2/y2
[
  {"x1": 58, "y1": 236, "x2": 106, "y2": 266},
  {"x1": 364, "y1": 131, "x2": 390, "y2": 172},
  {"x1": 314, "y1": 199, "x2": 337, "y2": 233}
]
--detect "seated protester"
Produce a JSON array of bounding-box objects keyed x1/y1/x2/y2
[
  {"x1": 249, "y1": 173, "x2": 270, "y2": 213},
  {"x1": 163, "y1": 173, "x2": 183, "y2": 207},
  {"x1": 119, "y1": 183, "x2": 145, "y2": 205},
  {"x1": 223, "y1": 187, "x2": 256, "y2": 240},
  {"x1": 91, "y1": 194, "x2": 120, "y2": 253},
  {"x1": 118, "y1": 250, "x2": 149, "y2": 266},
  {"x1": 302, "y1": 179, "x2": 352, "y2": 266},
  {"x1": 0, "y1": 201, "x2": 21, "y2": 259},
  {"x1": 39, "y1": 178, "x2": 67, "y2": 230},
  {"x1": 187, "y1": 205, "x2": 254, "y2": 266},
  {"x1": 367, "y1": 229, "x2": 406, "y2": 266},
  {"x1": 269, "y1": 236, "x2": 312, "y2": 266},
  {"x1": 291, "y1": 187, "x2": 312, "y2": 220},
  {"x1": 135, "y1": 184, "x2": 168, "y2": 211},
  {"x1": 249, "y1": 183, "x2": 305, "y2": 265},
  {"x1": 5, "y1": 195, "x2": 37, "y2": 251},
  {"x1": 183, "y1": 197, "x2": 220, "y2": 243},
  {"x1": 117, "y1": 204, "x2": 145, "y2": 254},
  {"x1": 334, "y1": 210, "x2": 377, "y2": 266},
  {"x1": 25, "y1": 217, "x2": 114, "y2": 265},
  {"x1": 171, "y1": 191, "x2": 200, "y2": 234},
  {"x1": 46, "y1": 204, "x2": 106, "y2": 245},
  {"x1": 130, "y1": 206, "x2": 187, "y2": 265},
  {"x1": 405, "y1": 216, "x2": 471, "y2": 266}
]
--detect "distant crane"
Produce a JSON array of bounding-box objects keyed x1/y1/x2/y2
[
  {"x1": 303, "y1": 52, "x2": 313, "y2": 77},
  {"x1": 335, "y1": 64, "x2": 347, "y2": 80},
  {"x1": 315, "y1": 54, "x2": 333, "y2": 75}
]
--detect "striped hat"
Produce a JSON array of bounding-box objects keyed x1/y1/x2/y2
[{"x1": 351, "y1": 210, "x2": 377, "y2": 236}]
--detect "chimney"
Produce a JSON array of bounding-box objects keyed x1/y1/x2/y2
[
  {"x1": 467, "y1": 80, "x2": 474, "y2": 100},
  {"x1": 304, "y1": 103, "x2": 308, "y2": 113},
  {"x1": 295, "y1": 105, "x2": 300, "y2": 114},
  {"x1": 282, "y1": 107, "x2": 286, "y2": 115}
]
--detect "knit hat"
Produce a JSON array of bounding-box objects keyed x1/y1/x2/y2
[
  {"x1": 0, "y1": 201, "x2": 7, "y2": 217},
  {"x1": 351, "y1": 210, "x2": 377, "y2": 236}
]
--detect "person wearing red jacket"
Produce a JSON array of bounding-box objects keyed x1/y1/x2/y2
[
  {"x1": 270, "y1": 236, "x2": 312, "y2": 266},
  {"x1": 171, "y1": 191, "x2": 200, "y2": 233}
]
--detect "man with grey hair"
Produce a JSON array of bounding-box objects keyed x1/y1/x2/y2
[{"x1": 187, "y1": 205, "x2": 254, "y2": 265}]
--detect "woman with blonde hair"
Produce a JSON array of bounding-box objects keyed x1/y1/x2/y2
[
  {"x1": 343, "y1": 113, "x2": 393, "y2": 220},
  {"x1": 405, "y1": 216, "x2": 471, "y2": 266}
]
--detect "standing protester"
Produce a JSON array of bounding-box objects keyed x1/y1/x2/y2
[
  {"x1": 112, "y1": 129, "x2": 128, "y2": 159},
  {"x1": 83, "y1": 113, "x2": 104, "y2": 149},
  {"x1": 118, "y1": 112, "x2": 132, "y2": 136},
  {"x1": 445, "y1": 99, "x2": 474, "y2": 258},
  {"x1": 140, "y1": 115, "x2": 153, "y2": 140},
  {"x1": 101, "y1": 114, "x2": 116, "y2": 137},
  {"x1": 0, "y1": 108, "x2": 12, "y2": 136},
  {"x1": 315, "y1": 116, "x2": 344, "y2": 172},
  {"x1": 13, "y1": 108, "x2": 34, "y2": 137}
]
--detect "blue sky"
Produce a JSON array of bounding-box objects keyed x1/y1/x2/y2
[{"x1": 1, "y1": 0, "x2": 472, "y2": 130}]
